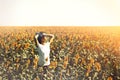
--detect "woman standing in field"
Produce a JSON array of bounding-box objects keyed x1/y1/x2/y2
[{"x1": 34, "y1": 32, "x2": 54, "y2": 67}]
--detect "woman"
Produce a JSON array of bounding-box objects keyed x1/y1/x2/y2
[{"x1": 35, "y1": 32, "x2": 54, "y2": 67}]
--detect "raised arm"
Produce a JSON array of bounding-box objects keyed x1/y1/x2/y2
[
  {"x1": 44, "y1": 33, "x2": 54, "y2": 43},
  {"x1": 35, "y1": 34, "x2": 39, "y2": 47}
]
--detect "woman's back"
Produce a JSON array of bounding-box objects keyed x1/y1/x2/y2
[{"x1": 37, "y1": 42, "x2": 50, "y2": 66}]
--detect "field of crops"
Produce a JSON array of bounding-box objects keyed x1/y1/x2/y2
[{"x1": 0, "y1": 27, "x2": 120, "y2": 80}]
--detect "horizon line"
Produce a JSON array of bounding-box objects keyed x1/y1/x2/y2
[{"x1": 0, "y1": 26, "x2": 120, "y2": 27}]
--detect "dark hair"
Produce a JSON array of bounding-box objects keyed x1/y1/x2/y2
[
  {"x1": 34, "y1": 32, "x2": 46, "y2": 47},
  {"x1": 37, "y1": 32, "x2": 46, "y2": 44}
]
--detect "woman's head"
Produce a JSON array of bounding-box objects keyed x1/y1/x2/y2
[{"x1": 37, "y1": 32, "x2": 46, "y2": 44}]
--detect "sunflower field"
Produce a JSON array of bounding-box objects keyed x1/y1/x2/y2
[{"x1": 0, "y1": 27, "x2": 120, "y2": 80}]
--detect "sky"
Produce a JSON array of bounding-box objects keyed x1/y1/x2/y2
[{"x1": 0, "y1": 0, "x2": 120, "y2": 26}]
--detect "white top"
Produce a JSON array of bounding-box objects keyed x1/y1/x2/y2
[{"x1": 37, "y1": 42, "x2": 50, "y2": 66}]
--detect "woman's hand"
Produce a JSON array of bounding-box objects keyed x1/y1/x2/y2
[
  {"x1": 43, "y1": 33, "x2": 46, "y2": 36},
  {"x1": 35, "y1": 34, "x2": 39, "y2": 39}
]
